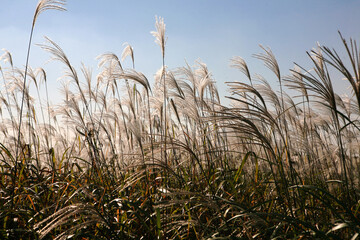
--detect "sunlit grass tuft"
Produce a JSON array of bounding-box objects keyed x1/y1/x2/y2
[{"x1": 0, "y1": 1, "x2": 360, "y2": 239}]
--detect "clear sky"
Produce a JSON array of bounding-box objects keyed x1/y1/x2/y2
[{"x1": 0, "y1": 0, "x2": 359, "y2": 105}]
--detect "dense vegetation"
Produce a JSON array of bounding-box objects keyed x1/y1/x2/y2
[{"x1": 0, "y1": 1, "x2": 359, "y2": 239}]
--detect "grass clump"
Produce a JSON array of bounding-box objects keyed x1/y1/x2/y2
[{"x1": 1, "y1": 1, "x2": 360, "y2": 239}]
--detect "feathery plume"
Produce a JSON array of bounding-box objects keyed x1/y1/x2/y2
[
  {"x1": 33, "y1": 0, "x2": 66, "y2": 28},
  {"x1": 116, "y1": 69, "x2": 151, "y2": 93},
  {"x1": 0, "y1": 49, "x2": 13, "y2": 68},
  {"x1": 151, "y1": 16, "x2": 167, "y2": 58},
  {"x1": 254, "y1": 45, "x2": 280, "y2": 80},
  {"x1": 230, "y1": 56, "x2": 251, "y2": 83},
  {"x1": 121, "y1": 42, "x2": 135, "y2": 66}
]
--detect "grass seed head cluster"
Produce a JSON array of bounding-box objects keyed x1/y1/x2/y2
[{"x1": 0, "y1": 0, "x2": 360, "y2": 239}]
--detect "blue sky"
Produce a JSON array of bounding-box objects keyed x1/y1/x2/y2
[{"x1": 0, "y1": 0, "x2": 359, "y2": 104}]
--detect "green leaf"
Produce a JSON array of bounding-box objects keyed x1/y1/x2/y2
[
  {"x1": 156, "y1": 208, "x2": 161, "y2": 238},
  {"x1": 234, "y1": 151, "x2": 255, "y2": 182}
]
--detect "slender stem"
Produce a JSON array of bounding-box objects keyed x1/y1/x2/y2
[
  {"x1": 162, "y1": 57, "x2": 167, "y2": 167},
  {"x1": 16, "y1": 25, "x2": 34, "y2": 159}
]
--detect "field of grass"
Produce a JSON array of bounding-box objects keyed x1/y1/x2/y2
[{"x1": 1, "y1": 1, "x2": 360, "y2": 239}]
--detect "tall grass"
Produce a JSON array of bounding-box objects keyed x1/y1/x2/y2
[{"x1": 0, "y1": 1, "x2": 360, "y2": 239}]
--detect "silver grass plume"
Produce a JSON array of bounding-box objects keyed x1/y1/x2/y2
[
  {"x1": 230, "y1": 56, "x2": 251, "y2": 84},
  {"x1": 32, "y1": 0, "x2": 66, "y2": 28},
  {"x1": 151, "y1": 16, "x2": 167, "y2": 58},
  {"x1": 121, "y1": 42, "x2": 135, "y2": 67},
  {"x1": 254, "y1": 45, "x2": 280, "y2": 80},
  {"x1": 0, "y1": 49, "x2": 14, "y2": 68},
  {"x1": 151, "y1": 16, "x2": 168, "y2": 165},
  {"x1": 17, "y1": 1, "x2": 66, "y2": 160},
  {"x1": 116, "y1": 69, "x2": 151, "y2": 93},
  {"x1": 96, "y1": 52, "x2": 123, "y2": 72}
]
